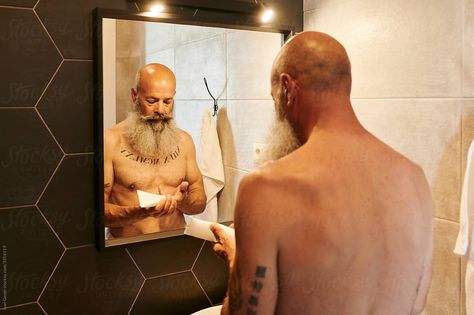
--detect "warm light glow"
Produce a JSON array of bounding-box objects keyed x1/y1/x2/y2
[
  {"x1": 261, "y1": 8, "x2": 274, "y2": 23},
  {"x1": 149, "y1": 3, "x2": 165, "y2": 13}
]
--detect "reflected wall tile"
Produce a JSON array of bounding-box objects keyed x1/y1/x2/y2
[
  {"x1": 304, "y1": 0, "x2": 463, "y2": 98},
  {"x1": 116, "y1": 55, "x2": 143, "y2": 124},
  {"x1": 226, "y1": 31, "x2": 281, "y2": 100},
  {"x1": 175, "y1": 35, "x2": 226, "y2": 100},
  {"x1": 353, "y1": 99, "x2": 462, "y2": 221},
  {"x1": 465, "y1": 0, "x2": 474, "y2": 96},
  {"x1": 174, "y1": 24, "x2": 225, "y2": 46},
  {"x1": 461, "y1": 255, "x2": 467, "y2": 315},
  {"x1": 145, "y1": 48, "x2": 175, "y2": 71},
  {"x1": 462, "y1": 101, "x2": 474, "y2": 172},
  {"x1": 224, "y1": 100, "x2": 275, "y2": 171},
  {"x1": 116, "y1": 19, "x2": 145, "y2": 58},
  {"x1": 144, "y1": 21, "x2": 175, "y2": 54},
  {"x1": 218, "y1": 166, "x2": 248, "y2": 222},
  {"x1": 424, "y1": 218, "x2": 460, "y2": 315}
]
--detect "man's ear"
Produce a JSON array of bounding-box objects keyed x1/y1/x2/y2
[
  {"x1": 280, "y1": 73, "x2": 298, "y2": 107},
  {"x1": 131, "y1": 88, "x2": 138, "y2": 103}
]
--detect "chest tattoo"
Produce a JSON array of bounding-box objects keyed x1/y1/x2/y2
[{"x1": 120, "y1": 146, "x2": 181, "y2": 166}]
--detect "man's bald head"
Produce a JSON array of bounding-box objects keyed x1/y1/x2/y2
[
  {"x1": 272, "y1": 31, "x2": 351, "y2": 95},
  {"x1": 135, "y1": 63, "x2": 176, "y2": 93}
]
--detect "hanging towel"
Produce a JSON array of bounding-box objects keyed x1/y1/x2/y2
[
  {"x1": 190, "y1": 108, "x2": 225, "y2": 222},
  {"x1": 454, "y1": 139, "x2": 474, "y2": 314}
]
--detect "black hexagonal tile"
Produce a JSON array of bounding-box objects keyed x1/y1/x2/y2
[
  {"x1": 0, "y1": 109, "x2": 62, "y2": 207},
  {"x1": 0, "y1": 0, "x2": 37, "y2": 7},
  {"x1": 130, "y1": 272, "x2": 211, "y2": 315},
  {"x1": 35, "y1": 0, "x2": 132, "y2": 59},
  {"x1": 127, "y1": 236, "x2": 204, "y2": 278},
  {"x1": 193, "y1": 241, "x2": 229, "y2": 305},
  {"x1": 37, "y1": 155, "x2": 95, "y2": 247},
  {"x1": 39, "y1": 246, "x2": 142, "y2": 315},
  {"x1": 0, "y1": 8, "x2": 61, "y2": 107},
  {"x1": 0, "y1": 206, "x2": 63, "y2": 307},
  {"x1": 0, "y1": 303, "x2": 44, "y2": 314},
  {"x1": 37, "y1": 61, "x2": 94, "y2": 153}
]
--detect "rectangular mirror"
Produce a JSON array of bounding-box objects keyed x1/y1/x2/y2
[{"x1": 94, "y1": 8, "x2": 292, "y2": 248}]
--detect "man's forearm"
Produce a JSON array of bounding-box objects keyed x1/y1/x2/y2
[
  {"x1": 104, "y1": 203, "x2": 145, "y2": 227},
  {"x1": 178, "y1": 188, "x2": 206, "y2": 215}
]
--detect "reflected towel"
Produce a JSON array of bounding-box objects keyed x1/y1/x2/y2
[
  {"x1": 454, "y1": 139, "x2": 474, "y2": 314},
  {"x1": 192, "y1": 109, "x2": 225, "y2": 222}
]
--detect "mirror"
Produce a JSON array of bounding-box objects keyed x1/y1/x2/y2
[{"x1": 94, "y1": 8, "x2": 291, "y2": 248}]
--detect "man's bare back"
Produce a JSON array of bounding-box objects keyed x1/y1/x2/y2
[{"x1": 265, "y1": 131, "x2": 433, "y2": 314}]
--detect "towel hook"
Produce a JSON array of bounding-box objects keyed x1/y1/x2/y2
[{"x1": 203, "y1": 77, "x2": 219, "y2": 116}]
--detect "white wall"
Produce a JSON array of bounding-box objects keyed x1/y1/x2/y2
[{"x1": 303, "y1": 0, "x2": 474, "y2": 313}]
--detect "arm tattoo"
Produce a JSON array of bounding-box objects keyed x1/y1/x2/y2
[
  {"x1": 246, "y1": 265, "x2": 267, "y2": 314},
  {"x1": 229, "y1": 264, "x2": 243, "y2": 312}
]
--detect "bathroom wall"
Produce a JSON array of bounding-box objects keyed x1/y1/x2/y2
[
  {"x1": 304, "y1": 0, "x2": 474, "y2": 314},
  {"x1": 114, "y1": 19, "x2": 283, "y2": 222},
  {"x1": 0, "y1": 0, "x2": 302, "y2": 315}
]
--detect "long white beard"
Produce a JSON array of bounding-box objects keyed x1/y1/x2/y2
[
  {"x1": 123, "y1": 110, "x2": 180, "y2": 158},
  {"x1": 260, "y1": 115, "x2": 301, "y2": 163}
]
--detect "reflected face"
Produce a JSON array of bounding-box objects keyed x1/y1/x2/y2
[{"x1": 133, "y1": 77, "x2": 176, "y2": 118}]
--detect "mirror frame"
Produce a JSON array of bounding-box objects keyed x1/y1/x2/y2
[{"x1": 93, "y1": 7, "x2": 294, "y2": 250}]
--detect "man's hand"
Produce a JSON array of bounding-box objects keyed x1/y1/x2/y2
[
  {"x1": 211, "y1": 223, "x2": 236, "y2": 267},
  {"x1": 150, "y1": 182, "x2": 190, "y2": 217}
]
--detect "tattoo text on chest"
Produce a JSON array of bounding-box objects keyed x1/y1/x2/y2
[{"x1": 120, "y1": 146, "x2": 180, "y2": 166}]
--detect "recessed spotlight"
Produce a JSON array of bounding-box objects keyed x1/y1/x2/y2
[
  {"x1": 149, "y1": 3, "x2": 165, "y2": 14},
  {"x1": 261, "y1": 8, "x2": 273, "y2": 23}
]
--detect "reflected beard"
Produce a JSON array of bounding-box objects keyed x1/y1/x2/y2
[{"x1": 124, "y1": 108, "x2": 180, "y2": 158}]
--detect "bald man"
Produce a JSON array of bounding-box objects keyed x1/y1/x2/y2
[
  {"x1": 211, "y1": 32, "x2": 433, "y2": 314},
  {"x1": 104, "y1": 63, "x2": 206, "y2": 238}
]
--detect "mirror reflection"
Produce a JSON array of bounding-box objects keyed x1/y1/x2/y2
[{"x1": 101, "y1": 18, "x2": 284, "y2": 245}]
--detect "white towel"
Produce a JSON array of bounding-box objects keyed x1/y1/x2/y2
[
  {"x1": 190, "y1": 109, "x2": 225, "y2": 222},
  {"x1": 454, "y1": 139, "x2": 474, "y2": 314}
]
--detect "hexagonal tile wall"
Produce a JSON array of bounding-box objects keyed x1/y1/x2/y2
[
  {"x1": 0, "y1": 0, "x2": 37, "y2": 7},
  {"x1": 127, "y1": 236, "x2": 205, "y2": 278},
  {"x1": 0, "y1": 302, "x2": 45, "y2": 314},
  {"x1": 0, "y1": 206, "x2": 64, "y2": 307},
  {"x1": 37, "y1": 155, "x2": 96, "y2": 247},
  {"x1": 0, "y1": 7, "x2": 61, "y2": 107},
  {"x1": 35, "y1": 0, "x2": 132, "y2": 59},
  {"x1": 193, "y1": 241, "x2": 229, "y2": 304},
  {"x1": 0, "y1": 109, "x2": 63, "y2": 207},
  {"x1": 37, "y1": 61, "x2": 94, "y2": 153},
  {"x1": 129, "y1": 272, "x2": 211, "y2": 315},
  {"x1": 39, "y1": 246, "x2": 143, "y2": 315}
]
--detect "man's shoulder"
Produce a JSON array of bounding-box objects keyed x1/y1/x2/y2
[{"x1": 104, "y1": 124, "x2": 123, "y2": 150}]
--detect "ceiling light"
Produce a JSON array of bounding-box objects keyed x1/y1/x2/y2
[
  {"x1": 261, "y1": 8, "x2": 273, "y2": 23},
  {"x1": 149, "y1": 3, "x2": 165, "y2": 13}
]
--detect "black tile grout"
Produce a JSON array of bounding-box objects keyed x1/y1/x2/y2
[
  {"x1": 0, "y1": 301, "x2": 37, "y2": 311},
  {"x1": 33, "y1": 59, "x2": 63, "y2": 109},
  {"x1": 34, "y1": 104, "x2": 66, "y2": 156},
  {"x1": 126, "y1": 277, "x2": 145, "y2": 315},
  {"x1": 0, "y1": 204, "x2": 36, "y2": 211},
  {"x1": 37, "y1": 300, "x2": 47, "y2": 314},
  {"x1": 65, "y1": 243, "x2": 94, "y2": 250},
  {"x1": 0, "y1": 5, "x2": 32, "y2": 10},
  {"x1": 145, "y1": 269, "x2": 189, "y2": 280},
  {"x1": 191, "y1": 269, "x2": 213, "y2": 306}
]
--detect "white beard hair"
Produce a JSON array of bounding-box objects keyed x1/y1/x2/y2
[{"x1": 123, "y1": 109, "x2": 181, "y2": 158}]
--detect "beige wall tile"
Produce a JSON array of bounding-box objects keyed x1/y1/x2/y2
[
  {"x1": 116, "y1": 19, "x2": 145, "y2": 58},
  {"x1": 461, "y1": 255, "x2": 467, "y2": 315},
  {"x1": 424, "y1": 218, "x2": 460, "y2": 315},
  {"x1": 465, "y1": 0, "x2": 474, "y2": 97},
  {"x1": 226, "y1": 31, "x2": 282, "y2": 100},
  {"x1": 221, "y1": 100, "x2": 276, "y2": 172},
  {"x1": 174, "y1": 35, "x2": 226, "y2": 100},
  {"x1": 144, "y1": 21, "x2": 175, "y2": 54},
  {"x1": 303, "y1": 0, "x2": 463, "y2": 98},
  {"x1": 174, "y1": 24, "x2": 226, "y2": 46},
  {"x1": 462, "y1": 101, "x2": 474, "y2": 172},
  {"x1": 145, "y1": 48, "x2": 175, "y2": 72},
  {"x1": 115, "y1": 55, "x2": 143, "y2": 123},
  {"x1": 218, "y1": 166, "x2": 248, "y2": 222},
  {"x1": 353, "y1": 99, "x2": 462, "y2": 221}
]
